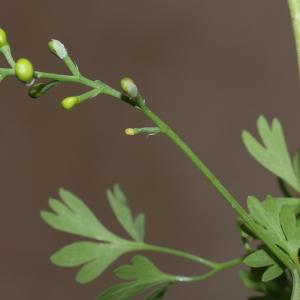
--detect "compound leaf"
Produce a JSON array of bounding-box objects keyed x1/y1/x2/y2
[
  {"x1": 50, "y1": 241, "x2": 130, "y2": 284},
  {"x1": 98, "y1": 256, "x2": 175, "y2": 300},
  {"x1": 242, "y1": 116, "x2": 300, "y2": 192},
  {"x1": 108, "y1": 184, "x2": 145, "y2": 241},
  {"x1": 41, "y1": 188, "x2": 117, "y2": 241},
  {"x1": 244, "y1": 249, "x2": 275, "y2": 268}
]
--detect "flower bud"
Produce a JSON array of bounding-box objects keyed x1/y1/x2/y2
[
  {"x1": 0, "y1": 28, "x2": 8, "y2": 48},
  {"x1": 28, "y1": 81, "x2": 59, "y2": 99},
  {"x1": 61, "y1": 96, "x2": 79, "y2": 110},
  {"x1": 125, "y1": 128, "x2": 135, "y2": 136},
  {"x1": 48, "y1": 39, "x2": 68, "y2": 59},
  {"x1": 15, "y1": 58, "x2": 34, "y2": 83},
  {"x1": 120, "y1": 77, "x2": 138, "y2": 98}
]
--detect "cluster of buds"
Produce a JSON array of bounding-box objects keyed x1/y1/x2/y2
[
  {"x1": 0, "y1": 28, "x2": 148, "y2": 117},
  {"x1": 0, "y1": 28, "x2": 82, "y2": 108},
  {"x1": 0, "y1": 28, "x2": 34, "y2": 83}
]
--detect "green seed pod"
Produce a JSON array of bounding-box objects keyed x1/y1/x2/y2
[
  {"x1": 15, "y1": 58, "x2": 34, "y2": 83},
  {"x1": 0, "y1": 28, "x2": 8, "y2": 48},
  {"x1": 120, "y1": 77, "x2": 138, "y2": 98},
  {"x1": 48, "y1": 39, "x2": 68, "y2": 59},
  {"x1": 61, "y1": 96, "x2": 79, "y2": 110},
  {"x1": 28, "y1": 81, "x2": 59, "y2": 99}
]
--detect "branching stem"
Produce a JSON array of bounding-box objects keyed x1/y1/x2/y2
[{"x1": 0, "y1": 65, "x2": 294, "y2": 272}]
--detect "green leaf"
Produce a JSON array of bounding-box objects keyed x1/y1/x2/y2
[
  {"x1": 134, "y1": 213, "x2": 146, "y2": 241},
  {"x1": 98, "y1": 256, "x2": 174, "y2": 300},
  {"x1": 145, "y1": 285, "x2": 169, "y2": 300},
  {"x1": 245, "y1": 196, "x2": 300, "y2": 283},
  {"x1": 242, "y1": 116, "x2": 300, "y2": 192},
  {"x1": 50, "y1": 241, "x2": 130, "y2": 284},
  {"x1": 240, "y1": 269, "x2": 291, "y2": 299},
  {"x1": 280, "y1": 206, "x2": 297, "y2": 241},
  {"x1": 239, "y1": 270, "x2": 266, "y2": 293},
  {"x1": 261, "y1": 264, "x2": 284, "y2": 282},
  {"x1": 41, "y1": 188, "x2": 117, "y2": 241},
  {"x1": 244, "y1": 249, "x2": 275, "y2": 268},
  {"x1": 41, "y1": 187, "x2": 150, "y2": 284},
  {"x1": 51, "y1": 241, "x2": 105, "y2": 267},
  {"x1": 247, "y1": 196, "x2": 300, "y2": 244},
  {"x1": 107, "y1": 184, "x2": 145, "y2": 241},
  {"x1": 293, "y1": 150, "x2": 300, "y2": 179}
]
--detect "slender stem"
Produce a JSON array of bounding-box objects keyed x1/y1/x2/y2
[
  {"x1": 63, "y1": 56, "x2": 80, "y2": 76},
  {"x1": 141, "y1": 243, "x2": 217, "y2": 268},
  {"x1": 134, "y1": 242, "x2": 242, "y2": 283},
  {"x1": 0, "y1": 46, "x2": 15, "y2": 67},
  {"x1": 139, "y1": 105, "x2": 295, "y2": 271},
  {"x1": 289, "y1": 0, "x2": 300, "y2": 72},
  {"x1": 141, "y1": 105, "x2": 246, "y2": 219},
  {"x1": 292, "y1": 269, "x2": 300, "y2": 300},
  {"x1": 0, "y1": 63, "x2": 294, "y2": 271},
  {"x1": 176, "y1": 257, "x2": 243, "y2": 282}
]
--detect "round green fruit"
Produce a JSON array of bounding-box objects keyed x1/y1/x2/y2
[{"x1": 15, "y1": 58, "x2": 34, "y2": 83}]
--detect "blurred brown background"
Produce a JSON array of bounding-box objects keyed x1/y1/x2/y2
[{"x1": 0, "y1": 0, "x2": 298, "y2": 299}]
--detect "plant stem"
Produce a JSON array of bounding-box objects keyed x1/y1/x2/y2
[
  {"x1": 292, "y1": 269, "x2": 300, "y2": 300},
  {"x1": 137, "y1": 242, "x2": 242, "y2": 283},
  {"x1": 141, "y1": 105, "x2": 247, "y2": 220},
  {"x1": 176, "y1": 257, "x2": 243, "y2": 283},
  {"x1": 141, "y1": 243, "x2": 217, "y2": 268},
  {"x1": 0, "y1": 65, "x2": 293, "y2": 269},
  {"x1": 139, "y1": 105, "x2": 296, "y2": 271},
  {"x1": 289, "y1": 0, "x2": 300, "y2": 72}
]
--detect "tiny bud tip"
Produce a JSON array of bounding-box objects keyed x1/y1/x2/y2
[{"x1": 125, "y1": 128, "x2": 135, "y2": 136}]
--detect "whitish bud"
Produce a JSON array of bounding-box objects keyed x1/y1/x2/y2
[
  {"x1": 120, "y1": 77, "x2": 138, "y2": 98},
  {"x1": 48, "y1": 39, "x2": 68, "y2": 59}
]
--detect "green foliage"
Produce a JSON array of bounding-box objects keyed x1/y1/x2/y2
[
  {"x1": 245, "y1": 196, "x2": 300, "y2": 284},
  {"x1": 50, "y1": 241, "x2": 129, "y2": 283},
  {"x1": 41, "y1": 186, "x2": 147, "y2": 284},
  {"x1": 242, "y1": 116, "x2": 300, "y2": 192},
  {"x1": 41, "y1": 188, "x2": 118, "y2": 241},
  {"x1": 98, "y1": 256, "x2": 174, "y2": 300},
  {"x1": 107, "y1": 184, "x2": 145, "y2": 242},
  {"x1": 244, "y1": 249, "x2": 283, "y2": 282},
  {"x1": 240, "y1": 268, "x2": 291, "y2": 299}
]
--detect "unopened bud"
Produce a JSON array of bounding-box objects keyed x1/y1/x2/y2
[
  {"x1": 125, "y1": 128, "x2": 136, "y2": 136},
  {"x1": 120, "y1": 77, "x2": 138, "y2": 98},
  {"x1": 0, "y1": 28, "x2": 8, "y2": 48},
  {"x1": 28, "y1": 81, "x2": 59, "y2": 99},
  {"x1": 61, "y1": 96, "x2": 79, "y2": 110},
  {"x1": 48, "y1": 39, "x2": 68, "y2": 59}
]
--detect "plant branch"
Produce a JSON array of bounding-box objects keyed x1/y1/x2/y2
[
  {"x1": 133, "y1": 242, "x2": 243, "y2": 283},
  {"x1": 0, "y1": 63, "x2": 294, "y2": 272}
]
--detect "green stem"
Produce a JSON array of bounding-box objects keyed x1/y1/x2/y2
[
  {"x1": 141, "y1": 243, "x2": 217, "y2": 268},
  {"x1": 139, "y1": 105, "x2": 294, "y2": 271},
  {"x1": 292, "y1": 269, "x2": 300, "y2": 300},
  {"x1": 289, "y1": 0, "x2": 300, "y2": 72},
  {"x1": 63, "y1": 56, "x2": 80, "y2": 76},
  {"x1": 1, "y1": 65, "x2": 292, "y2": 269},
  {"x1": 136, "y1": 242, "x2": 242, "y2": 283},
  {"x1": 0, "y1": 46, "x2": 15, "y2": 67}
]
